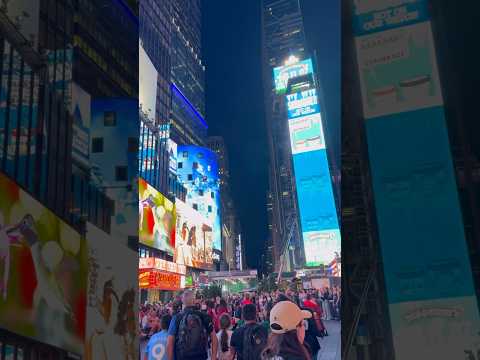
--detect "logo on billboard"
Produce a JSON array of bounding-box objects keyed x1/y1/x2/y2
[{"x1": 273, "y1": 59, "x2": 313, "y2": 95}]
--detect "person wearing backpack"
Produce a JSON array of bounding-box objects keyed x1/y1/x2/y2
[
  {"x1": 166, "y1": 290, "x2": 218, "y2": 360},
  {"x1": 230, "y1": 303, "x2": 268, "y2": 360}
]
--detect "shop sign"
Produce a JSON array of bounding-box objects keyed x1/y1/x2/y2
[
  {"x1": 139, "y1": 257, "x2": 186, "y2": 275},
  {"x1": 139, "y1": 269, "x2": 183, "y2": 291}
]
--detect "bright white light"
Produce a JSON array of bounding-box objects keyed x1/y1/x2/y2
[{"x1": 285, "y1": 55, "x2": 299, "y2": 66}]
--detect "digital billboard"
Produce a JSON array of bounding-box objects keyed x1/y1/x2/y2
[
  {"x1": 0, "y1": 172, "x2": 87, "y2": 355},
  {"x1": 139, "y1": 178, "x2": 176, "y2": 255},
  {"x1": 174, "y1": 199, "x2": 213, "y2": 270},
  {"x1": 352, "y1": 1, "x2": 480, "y2": 358},
  {"x1": 177, "y1": 145, "x2": 221, "y2": 250},
  {"x1": 288, "y1": 113, "x2": 325, "y2": 155},
  {"x1": 85, "y1": 223, "x2": 138, "y2": 360},
  {"x1": 168, "y1": 139, "x2": 178, "y2": 175},
  {"x1": 273, "y1": 58, "x2": 313, "y2": 95},
  {"x1": 286, "y1": 89, "x2": 320, "y2": 119},
  {"x1": 71, "y1": 83, "x2": 91, "y2": 168},
  {"x1": 139, "y1": 41, "x2": 158, "y2": 122}
]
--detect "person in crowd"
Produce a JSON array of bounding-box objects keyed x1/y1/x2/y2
[
  {"x1": 144, "y1": 314, "x2": 172, "y2": 360},
  {"x1": 216, "y1": 313, "x2": 233, "y2": 360},
  {"x1": 261, "y1": 301, "x2": 312, "y2": 360},
  {"x1": 230, "y1": 303, "x2": 268, "y2": 360},
  {"x1": 166, "y1": 290, "x2": 218, "y2": 360},
  {"x1": 241, "y1": 292, "x2": 252, "y2": 306}
]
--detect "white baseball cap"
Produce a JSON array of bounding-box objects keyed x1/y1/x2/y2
[{"x1": 269, "y1": 301, "x2": 312, "y2": 334}]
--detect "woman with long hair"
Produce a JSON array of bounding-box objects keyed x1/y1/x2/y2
[
  {"x1": 262, "y1": 301, "x2": 312, "y2": 360},
  {"x1": 216, "y1": 313, "x2": 233, "y2": 360}
]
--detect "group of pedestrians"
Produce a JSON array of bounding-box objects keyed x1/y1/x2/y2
[{"x1": 140, "y1": 287, "x2": 340, "y2": 360}]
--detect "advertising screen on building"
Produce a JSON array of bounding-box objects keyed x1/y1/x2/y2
[
  {"x1": 273, "y1": 58, "x2": 313, "y2": 95},
  {"x1": 71, "y1": 83, "x2": 91, "y2": 168},
  {"x1": 168, "y1": 139, "x2": 178, "y2": 175},
  {"x1": 174, "y1": 199, "x2": 213, "y2": 270},
  {"x1": 286, "y1": 89, "x2": 320, "y2": 119},
  {"x1": 177, "y1": 145, "x2": 221, "y2": 250},
  {"x1": 139, "y1": 178, "x2": 176, "y2": 255},
  {"x1": 139, "y1": 41, "x2": 158, "y2": 122},
  {"x1": 0, "y1": 172, "x2": 87, "y2": 355},
  {"x1": 85, "y1": 223, "x2": 138, "y2": 359},
  {"x1": 288, "y1": 113, "x2": 326, "y2": 155}
]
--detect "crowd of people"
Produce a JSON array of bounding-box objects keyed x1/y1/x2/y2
[{"x1": 139, "y1": 286, "x2": 341, "y2": 360}]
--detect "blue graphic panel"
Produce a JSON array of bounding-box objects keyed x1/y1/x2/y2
[
  {"x1": 286, "y1": 89, "x2": 320, "y2": 119},
  {"x1": 366, "y1": 107, "x2": 476, "y2": 303},
  {"x1": 273, "y1": 59, "x2": 314, "y2": 95}
]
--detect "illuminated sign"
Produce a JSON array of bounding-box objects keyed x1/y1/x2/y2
[
  {"x1": 286, "y1": 89, "x2": 320, "y2": 118},
  {"x1": 288, "y1": 113, "x2": 325, "y2": 155},
  {"x1": 168, "y1": 139, "x2": 178, "y2": 174},
  {"x1": 273, "y1": 58, "x2": 313, "y2": 95},
  {"x1": 139, "y1": 257, "x2": 186, "y2": 275},
  {"x1": 139, "y1": 269, "x2": 184, "y2": 291},
  {"x1": 139, "y1": 178, "x2": 176, "y2": 254}
]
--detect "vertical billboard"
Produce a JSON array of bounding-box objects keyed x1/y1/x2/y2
[
  {"x1": 283, "y1": 68, "x2": 340, "y2": 268},
  {"x1": 139, "y1": 41, "x2": 158, "y2": 122},
  {"x1": 352, "y1": 0, "x2": 480, "y2": 358},
  {"x1": 0, "y1": 172, "x2": 87, "y2": 355},
  {"x1": 139, "y1": 178, "x2": 176, "y2": 254},
  {"x1": 177, "y1": 145, "x2": 221, "y2": 250},
  {"x1": 85, "y1": 223, "x2": 138, "y2": 360},
  {"x1": 174, "y1": 198, "x2": 213, "y2": 270},
  {"x1": 71, "y1": 83, "x2": 91, "y2": 168},
  {"x1": 273, "y1": 59, "x2": 314, "y2": 95}
]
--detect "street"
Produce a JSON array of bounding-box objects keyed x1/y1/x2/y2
[{"x1": 317, "y1": 320, "x2": 341, "y2": 360}]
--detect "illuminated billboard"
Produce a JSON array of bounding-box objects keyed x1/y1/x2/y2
[
  {"x1": 85, "y1": 223, "x2": 138, "y2": 360},
  {"x1": 168, "y1": 139, "x2": 178, "y2": 175},
  {"x1": 139, "y1": 178, "x2": 176, "y2": 255},
  {"x1": 286, "y1": 89, "x2": 320, "y2": 119},
  {"x1": 0, "y1": 172, "x2": 87, "y2": 355},
  {"x1": 177, "y1": 146, "x2": 221, "y2": 250},
  {"x1": 273, "y1": 58, "x2": 313, "y2": 95},
  {"x1": 174, "y1": 198, "x2": 213, "y2": 270},
  {"x1": 288, "y1": 113, "x2": 325, "y2": 155},
  {"x1": 139, "y1": 41, "x2": 158, "y2": 122}
]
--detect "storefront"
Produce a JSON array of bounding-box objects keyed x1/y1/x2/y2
[{"x1": 139, "y1": 257, "x2": 187, "y2": 303}]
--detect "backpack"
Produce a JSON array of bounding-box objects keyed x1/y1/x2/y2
[
  {"x1": 242, "y1": 324, "x2": 268, "y2": 360},
  {"x1": 175, "y1": 310, "x2": 208, "y2": 359}
]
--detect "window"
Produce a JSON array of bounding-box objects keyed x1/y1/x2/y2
[
  {"x1": 199, "y1": 189, "x2": 204, "y2": 196},
  {"x1": 128, "y1": 137, "x2": 138, "y2": 153},
  {"x1": 92, "y1": 137, "x2": 104, "y2": 153},
  {"x1": 178, "y1": 162, "x2": 183, "y2": 168},
  {"x1": 188, "y1": 174, "x2": 193, "y2": 181},
  {"x1": 115, "y1": 166, "x2": 128, "y2": 181},
  {"x1": 104, "y1": 111, "x2": 116, "y2": 126},
  {"x1": 193, "y1": 203, "x2": 198, "y2": 210},
  {"x1": 208, "y1": 205, "x2": 212, "y2": 213},
  {"x1": 211, "y1": 192, "x2": 215, "y2": 199}
]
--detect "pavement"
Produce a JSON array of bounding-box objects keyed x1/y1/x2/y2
[{"x1": 317, "y1": 320, "x2": 341, "y2": 360}]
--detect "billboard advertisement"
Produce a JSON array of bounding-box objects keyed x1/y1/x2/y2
[
  {"x1": 177, "y1": 146, "x2": 221, "y2": 250},
  {"x1": 288, "y1": 113, "x2": 325, "y2": 155},
  {"x1": 286, "y1": 89, "x2": 320, "y2": 119},
  {"x1": 85, "y1": 223, "x2": 138, "y2": 360},
  {"x1": 168, "y1": 139, "x2": 178, "y2": 175},
  {"x1": 71, "y1": 83, "x2": 91, "y2": 168},
  {"x1": 139, "y1": 178, "x2": 176, "y2": 254},
  {"x1": 352, "y1": 1, "x2": 480, "y2": 358},
  {"x1": 174, "y1": 199, "x2": 213, "y2": 270},
  {"x1": 139, "y1": 41, "x2": 158, "y2": 122},
  {"x1": 0, "y1": 172, "x2": 87, "y2": 355},
  {"x1": 273, "y1": 58, "x2": 314, "y2": 95}
]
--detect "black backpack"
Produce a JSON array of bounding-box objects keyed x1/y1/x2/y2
[
  {"x1": 242, "y1": 324, "x2": 268, "y2": 360},
  {"x1": 175, "y1": 310, "x2": 208, "y2": 359}
]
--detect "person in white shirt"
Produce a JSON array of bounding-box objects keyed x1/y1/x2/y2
[{"x1": 216, "y1": 313, "x2": 233, "y2": 360}]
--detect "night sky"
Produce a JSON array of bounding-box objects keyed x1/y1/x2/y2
[{"x1": 202, "y1": 0, "x2": 340, "y2": 269}]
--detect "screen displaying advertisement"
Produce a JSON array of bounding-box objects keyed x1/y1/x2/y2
[
  {"x1": 286, "y1": 89, "x2": 320, "y2": 119},
  {"x1": 139, "y1": 120, "x2": 157, "y2": 181},
  {"x1": 139, "y1": 41, "x2": 158, "y2": 122},
  {"x1": 293, "y1": 151, "x2": 340, "y2": 267},
  {"x1": 85, "y1": 223, "x2": 138, "y2": 360},
  {"x1": 177, "y1": 146, "x2": 221, "y2": 250},
  {"x1": 288, "y1": 113, "x2": 326, "y2": 155},
  {"x1": 0, "y1": 172, "x2": 87, "y2": 355},
  {"x1": 355, "y1": 21, "x2": 442, "y2": 119},
  {"x1": 168, "y1": 139, "x2": 178, "y2": 175},
  {"x1": 273, "y1": 58, "x2": 314, "y2": 95},
  {"x1": 139, "y1": 178, "x2": 176, "y2": 255},
  {"x1": 71, "y1": 83, "x2": 91, "y2": 168},
  {"x1": 174, "y1": 199, "x2": 213, "y2": 270}
]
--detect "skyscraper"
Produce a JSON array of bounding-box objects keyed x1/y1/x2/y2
[{"x1": 261, "y1": 0, "x2": 307, "y2": 271}]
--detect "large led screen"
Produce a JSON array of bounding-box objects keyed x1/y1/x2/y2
[
  {"x1": 139, "y1": 178, "x2": 176, "y2": 255},
  {"x1": 286, "y1": 89, "x2": 320, "y2": 119},
  {"x1": 139, "y1": 41, "x2": 158, "y2": 122},
  {"x1": 0, "y1": 172, "x2": 87, "y2": 355},
  {"x1": 174, "y1": 199, "x2": 213, "y2": 270},
  {"x1": 288, "y1": 113, "x2": 326, "y2": 155},
  {"x1": 85, "y1": 223, "x2": 138, "y2": 360},
  {"x1": 177, "y1": 146, "x2": 221, "y2": 250},
  {"x1": 273, "y1": 58, "x2": 313, "y2": 95}
]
